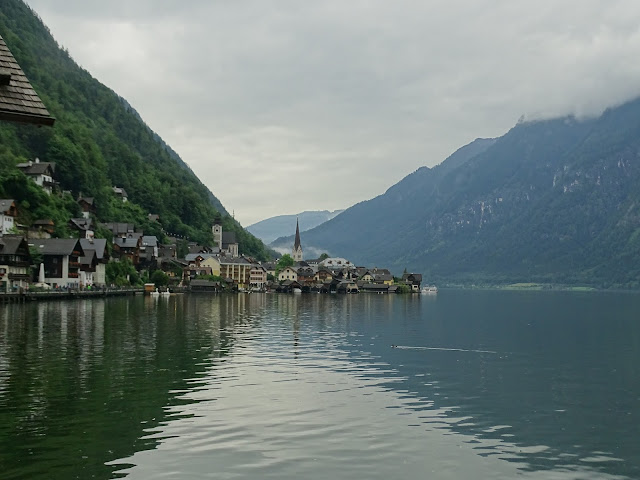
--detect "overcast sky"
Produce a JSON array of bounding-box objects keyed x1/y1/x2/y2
[{"x1": 24, "y1": 1, "x2": 640, "y2": 226}]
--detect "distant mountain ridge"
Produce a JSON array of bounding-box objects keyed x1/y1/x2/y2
[
  {"x1": 247, "y1": 210, "x2": 343, "y2": 245},
  {"x1": 284, "y1": 99, "x2": 640, "y2": 288}
]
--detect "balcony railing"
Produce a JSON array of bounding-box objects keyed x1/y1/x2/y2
[{"x1": 68, "y1": 272, "x2": 79, "y2": 278}]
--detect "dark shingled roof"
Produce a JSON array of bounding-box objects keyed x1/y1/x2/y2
[
  {"x1": 0, "y1": 198, "x2": 16, "y2": 214},
  {"x1": 0, "y1": 34, "x2": 55, "y2": 126},
  {"x1": 35, "y1": 238, "x2": 83, "y2": 256}
]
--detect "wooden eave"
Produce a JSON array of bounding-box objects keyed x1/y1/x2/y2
[{"x1": 0, "y1": 34, "x2": 55, "y2": 127}]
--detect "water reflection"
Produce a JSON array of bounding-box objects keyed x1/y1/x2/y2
[{"x1": 1, "y1": 292, "x2": 639, "y2": 479}]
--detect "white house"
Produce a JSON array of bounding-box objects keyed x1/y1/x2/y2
[{"x1": 0, "y1": 199, "x2": 17, "y2": 236}]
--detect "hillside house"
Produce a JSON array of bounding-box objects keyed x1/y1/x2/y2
[
  {"x1": 29, "y1": 219, "x2": 55, "y2": 239},
  {"x1": 113, "y1": 186, "x2": 128, "y2": 202},
  {"x1": 35, "y1": 238, "x2": 84, "y2": 288},
  {"x1": 0, "y1": 235, "x2": 31, "y2": 291},
  {"x1": 0, "y1": 199, "x2": 17, "y2": 236},
  {"x1": 16, "y1": 159, "x2": 57, "y2": 194},
  {"x1": 77, "y1": 196, "x2": 96, "y2": 219},
  {"x1": 69, "y1": 217, "x2": 94, "y2": 240},
  {"x1": 140, "y1": 236, "x2": 159, "y2": 266},
  {"x1": 113, "y1": 233, "x2": 141, "y2": 265}
]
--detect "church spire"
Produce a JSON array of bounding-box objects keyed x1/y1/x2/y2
[
  {"x1": 292, "y1": 217, "x2": 303, "y2": 261},
  {"x1": 294, "y1": 217, "x2": 301, "y2": 250}
]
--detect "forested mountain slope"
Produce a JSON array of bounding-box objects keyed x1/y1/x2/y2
[
  {"x1": 0, "y1": 0, "x2": 268, "y2": 258},
  {"x1": 297, "y1": 100, "x2": 640, "y2": 288}
]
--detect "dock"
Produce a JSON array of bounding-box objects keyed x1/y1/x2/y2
[{"x1": 0, "y1": 288, "x2": 143, "y2": 304}]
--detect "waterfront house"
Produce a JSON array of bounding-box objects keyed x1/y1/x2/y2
[
  {"x1": 250, "y1": 265, "x2": 267, "y2": 290},
  {"x1": 297, "y1": 267, "x2": 315, "y2": 286},
  {"x1": 0, "y1": 235, "x2": 31, "y2": 291},
  {"x1": 373, "y1": 273, "x2": 394, "y2": 286},
  {"x1": 218, "y1": 255, "x2": 254, "y2": 289},
  {"x1": 0, "y1": 199, "x2": 17, "y2": 236},
  {"x1": 402, "y1": 273, "x2": 422, "y2": 292},
  {"x1": 34, "y1": 238, "x2": 84, "y2": 288},
  {"x1": 314, "y1": 268, "x2": 333, "y2": 283},
  {"x1": 16, "y1": 159, "x2": 57, "y2": 194},
  {"x1": 278, "y1": 266, "x2": 298, "y2": 282},
  {"x1": 79, "y1": 238, "x2": 108, "y2": 286},
  {"x1": 190, "y1": 279, "x2": 220, "y2": 293}
]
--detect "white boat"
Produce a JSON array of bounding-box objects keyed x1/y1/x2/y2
[
  {"x1": 421, "y1": 285, "x2": 438, "y2": 294},
  {"x1": 292, "y1": 288, "x2": 302, "y2": 294}
]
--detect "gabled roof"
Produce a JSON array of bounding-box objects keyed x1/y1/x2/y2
[
  {"x1": 114, "y1": 237, "x2": 139, "y2": 249},
  {"x1": 0, "y1": 235, "x2": 29, "y2": 256},
  {"x1": 0, "y1": 198, "x2": 16, "y2": 215},
  {"x1": 80, "y1": 238, "x2": 107, "y2": 260},
  {"x1": 35, "y1": 238, "x2": 83, "y2": 256},
  {"x1": 142, "y1": 236, "x2": 158, "y2": 247},
  {"x1": 0, "y1": 35, "x2": 55, "y2": 126},
  {"x1": 69, "y1": 217, "x2": 92, "y2": 231},
  {"x1": 16, "y1": 160, "x2": 55, "y2": 175}
]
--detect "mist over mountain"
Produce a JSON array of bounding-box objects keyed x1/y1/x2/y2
[
  {"x1": 247, "y1": 210, "x2": 343, "y2": 245},
  {"x1": 288, "y1": 100, "x2": 640, "y2": 288}
]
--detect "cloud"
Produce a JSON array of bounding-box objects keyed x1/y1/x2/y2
[{"x1": 25, "y1": 0, "x2": 640, "y2": 225}]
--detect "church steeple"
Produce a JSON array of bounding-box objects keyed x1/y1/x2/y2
[{"x1": 292, "y1": 218, "x2": 303, "y2": 261}]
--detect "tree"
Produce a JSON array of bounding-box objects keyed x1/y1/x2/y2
[
  {"x1": 275, "y1": 254, "x2": 294, "y2": 276},
  {"x1": 150, "y1": 269, "x2": 169, "y2": 288}
]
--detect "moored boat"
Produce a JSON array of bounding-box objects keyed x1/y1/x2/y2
[{"x1": 421, "y1": 285, "x2": 438, "y2": 294}]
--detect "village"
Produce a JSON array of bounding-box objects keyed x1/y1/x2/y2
[{"x1": 0, "y1": 158, "x2": 425, "y2": 297}]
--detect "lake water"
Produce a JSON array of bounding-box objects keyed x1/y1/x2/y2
[{"x1": 1, "y1": 290, "x2": 640, "y2": 479}]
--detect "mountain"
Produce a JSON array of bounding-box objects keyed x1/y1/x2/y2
[
  {"x1": 0, "y1": 0, "x2": 268, "y2": 259},
  {"x1": 247, "y1": 210, "x2": 344, "y2": 245},
  {"x1": 292, "y1": 100, "x2": 640, "y2": 288}
]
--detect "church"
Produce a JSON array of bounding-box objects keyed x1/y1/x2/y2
[{"x1": 292, "y1": 218, "x2": 303, "y2": 261}]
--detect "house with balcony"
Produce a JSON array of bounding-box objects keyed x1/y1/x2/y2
[
  {"x1": 113, "y1": 233, "x2": 142, "y2": 265},
  {"x1": 250, "y1": 265, "x2": 267, "y2": 290},
  {"x1": 80, "y1": 238, "x2": 108, "y2": 286},
  {"x1": 0, "y1": 199, "x2": 17, "y2": 236},
  {"x1": 34, "y1": 238, "x2": 84, "y2": 288},
  {"x1": 16, "y1": 158, "x2": 57, "y2": 194},
  {"x1": 0, "y1": 235, "x2": 31, "y2": 291}
]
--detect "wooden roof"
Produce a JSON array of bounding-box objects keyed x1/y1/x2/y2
[{"x1": 0, "y1": 34, "x2": 55, "y2": 126}]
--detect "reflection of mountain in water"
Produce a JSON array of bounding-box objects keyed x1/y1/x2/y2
[
  {"x1": 330, "y1": 291, "x2": 640, "y2": 478},
  {"x1": 0, "y1": 295, "x2": 263, "y2": 479}
]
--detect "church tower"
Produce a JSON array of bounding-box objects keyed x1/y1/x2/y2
[
  {"x1": 212, "y1": 223, "x2": 223, "y2": 250},
  {"x1": 292, "y1": 218, "x2": 303, "y2": 262}
]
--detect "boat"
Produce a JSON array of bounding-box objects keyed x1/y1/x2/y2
[
  {"x1": 421, "y1": 285, "x2": 438, "y2": 294},
  {"x1": 292, "y1": 288, "x2": 302, "y2": 294}
]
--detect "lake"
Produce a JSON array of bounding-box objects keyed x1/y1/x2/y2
[{"x1": 1, "y1": 290, "x2": 639, "y2": 479}]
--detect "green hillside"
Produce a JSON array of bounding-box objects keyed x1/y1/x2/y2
[
  {"x1": 296, "y1": 102, "x2": 640, "y2": 289},
  {"x1": 0, "y1": 0, "x2": 269, "y2": 259}
]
